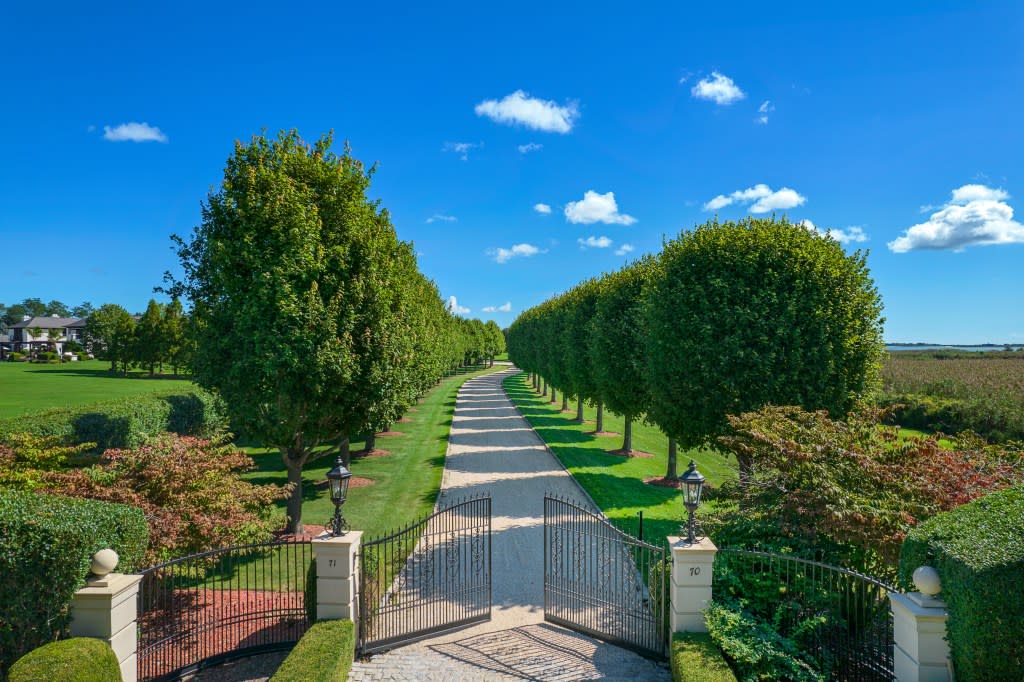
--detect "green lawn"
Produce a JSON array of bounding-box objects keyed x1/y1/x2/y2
[
  {"x1": 241, "y1": 364, "x2": 503, "y2": 541},
  {"x1": 0, "y1": 360, "x2": 194, "y2": 418},
  {"x1": 503, "y1": 372, "x2": 737, "y2": 547}
]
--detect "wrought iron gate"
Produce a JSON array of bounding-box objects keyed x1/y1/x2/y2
[
  {"x1": 358, "y1": 495, "x2": 491, "y2": 654},
  {"x1": 543, "y1": 495, "x2": 668, "y2": 658}
]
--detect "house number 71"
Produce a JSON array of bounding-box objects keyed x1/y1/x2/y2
[{"x1": 328, "y1": 559, "x2": 337, "y2": 567}]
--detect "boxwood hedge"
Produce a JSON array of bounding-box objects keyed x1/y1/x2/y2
[
  {"x1": 8, "y1": 638, "x2": 120, "y2": 682},
  {"x1": 0, "y1": 490, "x2": 148, "y2": 677},
  {"x1": 269, "y1": 620, "x2": 355, "y2": 682},
  {"x1": 899, "y1": 484, "x2": 1024, "y2": 680},
  {"x1": 0, "y1": 388, "x2": 227, "y2": 450},
  {"x1": 671, "y1": 632, "x2": 738, "y2": 681}
]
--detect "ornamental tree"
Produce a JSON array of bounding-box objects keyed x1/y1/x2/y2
[
  {"x1": 166, "y1": 130, "x2": 427, "y2": 532},
  {"x1": 645, "y1": 216, "x2": 885, "y2": 481},
  {"x1": 85, "y1": 303, "x2": 136, "y2": 373}
]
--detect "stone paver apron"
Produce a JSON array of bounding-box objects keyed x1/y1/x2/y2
[{"x1": 349, "y1": 369, "x2": 669, "y2": 681}]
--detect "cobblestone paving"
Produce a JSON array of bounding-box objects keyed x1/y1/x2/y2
[{"x1": 349, "y1": 370, "x2": 670, "y2": 681}]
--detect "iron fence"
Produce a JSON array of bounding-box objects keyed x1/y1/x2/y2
[
  {"x1": 137, "y1": 539, "x2": 313, "y2": 681},
  {"x1": 714, "y1": 549, "x2": 896, "y2": 681},
  {"x1": 358, "y1": 495, "x2": 491, "y2": 654}
]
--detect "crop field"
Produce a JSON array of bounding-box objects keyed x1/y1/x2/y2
[{"x1": 881, "y1": 351, "x2": 1024, "y2": 441}]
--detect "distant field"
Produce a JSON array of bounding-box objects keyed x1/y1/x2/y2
[
  {"x1": 0, "y1": 360, "x2": 194, "y2": 418},
  {"x1": 882, "y1": 351, "x2": 1024, "y2": 442}
]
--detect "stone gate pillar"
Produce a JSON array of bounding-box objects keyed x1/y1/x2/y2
[
  {"x1": 313, "y1": 531, "x2": 363, "y2": 622},
  {"x1": 667, "y1": 535, "x2": 717, "y2": 633}
]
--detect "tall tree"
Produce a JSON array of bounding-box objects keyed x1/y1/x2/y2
[
  {"x1": 134, "y1": 300, "x2": 165, "y2": 376},
  {"x1": 590, "y1": 258, "x2": 654, "y2": 456},
  {"x1": 162, "y1": 298, "x2": 188, "y2": 375},
  {"x1": 85, "y1": 304, "x2": 136, "y2": 372},
  {"x1": 166, "y1": 130, "x2": 433, "y2": 533},
  {"x1": 645, "y1": 216, "x2": 885, "y2": 482},
  {"x1": 45, "y1": 300, "x2": 70, "y2": 317},
  {"x1": 72, "y1": 302, "x2": 95, "y2": 318}
]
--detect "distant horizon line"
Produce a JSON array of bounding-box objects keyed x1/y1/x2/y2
[{"x1": 885, "y1": 341, "x2": 1022, "y2": 347}]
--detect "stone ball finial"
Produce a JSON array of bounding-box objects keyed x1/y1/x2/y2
[
  {"x1": 912, "y1": 565, "x2": 942, "y2": 596},
  {"x1": 90, "y1": 548, "x2": 119, "y2": 578}
]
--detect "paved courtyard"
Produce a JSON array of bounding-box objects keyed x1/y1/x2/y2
[{"x1": 348, "y1": 369, "x2": 670, "y2": 681}]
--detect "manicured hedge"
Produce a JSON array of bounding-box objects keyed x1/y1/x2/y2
[
  {"x1": 671, "y1": 633, "x2": 737, "y2": 681},
  {"x1": 880, "y1": 392, "x2": 1024, "y2": 443},
  {"x1": 899, "y1": 484, "x2": 1024, "y2": 681},
  {"x1": 0, "y1": 388, "x2": 227, "y2": 450},
  {"x1": 8, "y1": 638, "x2": 120, "y2": 682},
  {"x1": 269, "y1": 620, "x2": 355, "y2": 682},
  {"x1": 0, "y1": 490, "x2": 148, "y2": 677}
]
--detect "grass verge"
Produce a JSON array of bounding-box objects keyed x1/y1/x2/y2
[
  {"x1": 503, "y1": 371, "x2": 736, "y2": 545},
  {"x1": 242, "y1": 364, "x2": 502, "y2": 540}
]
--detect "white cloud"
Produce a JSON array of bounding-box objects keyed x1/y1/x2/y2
[
  {"x1": 889, "y1": 184, "x2": 1024, "y2": 253},
  {"x1": 487, "y1": 243, "x2": 543, "y2": 264},
  {"x1": 482, "y1": 301, "x2": 513, "y2": 313},
  {"x1": 756, "y1": 100, "x2": 774, "y2": 124},
  {"x1": 426, "y1": 214, "x2": 457, "y2": 224},
  {"x1": 577, "y1": 235, "x2": 613, "y2": 249},
  {"x1": 564, "y1": 190, "x2": 637, "y2": 225},
  {"x1": 702, "y1": 184, "x2": 806, "y2": 213},
  {"x1": 102, "y1": 122, "x2": 168, "y2": 143},
  {"x1": 447, "y1": 296, "x2": 470, "y2": 315},
  {"x1": 691, "y1": 72, "x2": 745, "y2": 105},
  {"x1": 475, "y1": 90, "x2": 579, "y2": 133},
  {"x1": 533, "y1": 203, "x2": 552, "y2": 215},
  {"x1": 518, "y1": 142, "x2": 543, "y2": 154},
  {"x1": 443, "y1": 141, "x2": 479, "y2": 160},
  {"x1": 800, "y1": 219, "x2": 869, "y2": 244},
  {"x1": 615, "y1": 243, "x2": 635, "y2": 256}
]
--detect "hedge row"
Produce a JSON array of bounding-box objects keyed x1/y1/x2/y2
[
  {"x1": 671, "y1": 633, "x2": 737, "y2": 681},
  {"x1": 899, "y1": 485, "x2": 1024, "y2": 681},
  {"x1": 0, "y1": 388, "x2": 228, "y2": 450},
  {"x1": 880, "y1": 392, "x2": 1024, "y2": 443},
  {"x1": 0, "y1": 490, "x2": 148, "y2": 677},
  {"x1": 269, "y1": 620, "x2": 355, "y2": 682},
  {"x1": 8, "y1": 638, "x2": 120, "y2": 682}
]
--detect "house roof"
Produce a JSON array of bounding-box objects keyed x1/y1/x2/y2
[{"x1": 10, "y1": 316, "x2": 83, "y2": 329}]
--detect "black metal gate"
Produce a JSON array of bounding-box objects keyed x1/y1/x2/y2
[
  {"x1": 543, "y1": 495, "x2": 668, "y2": 658},
  {"x1": 136, "y1": 539, "x2": 313, "y2": 681},
  {"x1": 358, "y1": 495, "x2": 491, "y2": 654}
]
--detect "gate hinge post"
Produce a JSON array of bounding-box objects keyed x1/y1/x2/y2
[
  {"x1": 667, "y1": 535, "x2": 717, "y2": 633},
  {"x1": 313, "y1": 531, "x2": 363, "y2": 623},
  {"x1": 70, "y1": 573, "x2": 143, "y2": 682}
]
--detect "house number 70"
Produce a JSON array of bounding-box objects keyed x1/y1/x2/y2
[{"x1": 689, "y1": 566, "x2": 700, "y2": 576}]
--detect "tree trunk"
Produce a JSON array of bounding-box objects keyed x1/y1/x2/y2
[
  {"x1": 596, "y1": 401, "x2": 604, "y2": 433},
  {"x1": 364, "y1": 432, "x2": 376, "y2": 454},
  {"x1": 340, "y1": 436, "x2": 351, "y2": 468},
  {"x1": 621, "y1": 416, "x2": 632, "y2": 454},
  {"x1": 550, "y1": 386, "x2": 557, "y2": 403},
  {"x1": 665, "y1": 438, "x2": 678, "y2": 481},
  {"x1": 283, "y1": 452, "x2": 306, "y2": 534},
  {"x1": 562, "y1": 394, "x2": 569, "y2": 411},
  {"x1": 541, "y1": 378, "x2": 547, "y2": 396},
  {"x1": 576, "y1": 398, "x2": 584, "y2": 422}
]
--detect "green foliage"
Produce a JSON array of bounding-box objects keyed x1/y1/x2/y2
[
  {"x1": 84, "y1": 303, "x2": 136, "y2": 373},
  {"x1": 704, "y1": 601, "x2": 823, "y2": 682},
  {"x1": 133, "y1": 299, "x2": 164, "y2": 375},
  {"x1": 0, "y1": 388, "x2": 227, "y2": 450},
  {"x1": 0, "y1": 490, "x2": 147, "y2": 675},
  {"x1": 671, "y1": 633, "x2": 737, "y2": 682},
  {"x1": 645, "y1": 217, "x2": 884, "y2": 458},
  {"x1": 269, "y1": 620, "x2": 355, "y2": 682},
  {"x1": 0, "y1": 433, "x2": 96, "y2": 490},
  {"x1": 7, "y1": 352, "x2": 26, "y2": 362},
  {"x1": 35, "y1": 351, "x2": 59, "y2": 363},
  {"x1": 8, "y1": 638, "x2": 120, "y2": 682},
  {"x1": 166, "y1": 130, "x2": 459, "y2": 531},
  {"x1": 47, "y1": 434, "x2": 288, "y2": 563},
  {"x1": 898, "y1": 485, "x2": 1024, "y2": 681}
]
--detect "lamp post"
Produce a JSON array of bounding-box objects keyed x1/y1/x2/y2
[
  {"x1": 681, "y1": 459, "x2": 705, "y2": 544},
  {"x1": 325, "y1": 455, "x2": 352, "y2": 536}
]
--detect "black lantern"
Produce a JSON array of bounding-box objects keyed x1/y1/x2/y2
[
  {"x1": 680, "y1": 459, "x2": 705, "y2": 543},
  {"x1": 325, "y1": 456, "x2": 352, "y2": 536}
]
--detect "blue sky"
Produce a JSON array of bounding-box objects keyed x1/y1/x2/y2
[{"x1": 2, "y1": 1, "x2": 1022, "y2": 343}]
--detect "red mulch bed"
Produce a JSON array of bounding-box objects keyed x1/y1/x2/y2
[
  {"x1": 138, "y1": 588, "x2": 307, "y2": 680},
  {"x1": 353, "y1": 448, "x2": 391, "y2": 459},
  {"x1": 313, "y1": 476, "x2": 376, "y2": 490},
  {"x1": 588, "y1": 430, "x2": 620, "y2": 437},
  {"x1": 644, "y1": 476, "x2": 683, "y2": 488},
  {"x1": 407, "y1": 407, "x2": 419, "y2": 412},
  {"x1": 276, "y1": 524, "x2": 328, "y2": 541},
  {"x1": 375, "y1": 430, "x2": 405, "y2": 437},
  {"x1": 607, "y1": 449, "x2": 655, "y2": 458},
  {"x1": 398, "y1": 416, "x2": 414, "y2": 423}
]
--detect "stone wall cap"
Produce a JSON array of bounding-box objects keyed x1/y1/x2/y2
[
  {"x1": 313, "y1": 530, "x2": 364, "y2": 545},
  {"x1": 888, "y1": 591, "x2": 949, "y2": 620},
  {"x1": 667, "y1": 536, "x2": 718, "y2": 552},
  {"x1": 75, "y1": 573, "x2": 143, "y2": 597}
]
